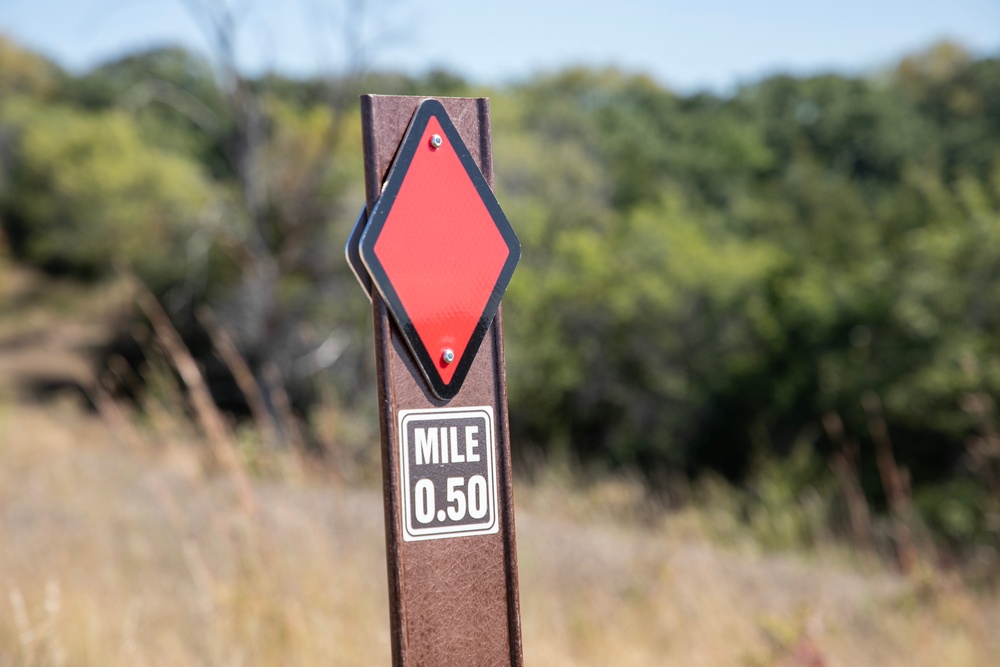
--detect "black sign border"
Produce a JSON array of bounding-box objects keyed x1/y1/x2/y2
[
  {"x1": 344, "y1": 204, "x2": 373, "y2": 300},
  {"x1": 359, "y1": 99, "x2": 521, "y2": 401}
]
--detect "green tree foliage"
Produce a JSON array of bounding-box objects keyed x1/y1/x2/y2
[
  {"x1": 0, "y1": 35, "x2": 64, "y2": 99},
  {"x1": 1, "y1": 33, "x2": 998, "y2": 550},
  {"x1": 498, "y1": 48, "x2": 1000, "y2": 526},
  {"x1": 1, "y1": 102, "x2": 219, "y2": 288},
  {"x1": 59, "y1": 47, "x2": 230, "y2": 173}
]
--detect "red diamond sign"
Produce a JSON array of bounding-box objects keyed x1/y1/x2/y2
[{"x1": 359, "y1": 99, "x2": 520, "y2": 400}]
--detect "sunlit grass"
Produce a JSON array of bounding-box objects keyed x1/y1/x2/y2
[
  {"x1": 1, "y1": 397, "x2": 998, "y2": 666},
  {"x1": 1, "y1": 262, "x2": 998, "y2": 665},
  {"x1": 0, "y1": 401, "x2": 391, "y2": 665}
]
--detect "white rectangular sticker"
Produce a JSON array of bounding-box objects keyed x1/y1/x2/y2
[{"x1": 398, "y1": 406, "x2": 499, "y2": 541}]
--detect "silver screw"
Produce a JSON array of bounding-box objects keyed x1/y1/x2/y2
[
  {"x1": 430, "y1": 134, "x2": 443, "y2": 149},
  {"x1": 442, "y1": 348, "x2": 455, "y2": 364}
]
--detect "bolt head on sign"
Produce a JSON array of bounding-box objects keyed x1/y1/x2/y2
[{"x1": 359, "y1": 99, "x2": 520, "y2": 400}]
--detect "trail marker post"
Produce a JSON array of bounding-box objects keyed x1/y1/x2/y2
[{"x1": 347, "y1": 96, "x2": 524, "y2": 666}]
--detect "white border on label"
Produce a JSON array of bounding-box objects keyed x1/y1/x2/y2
[{"x1": 398, "y1": 406, "x2": 499, "y2": 541}]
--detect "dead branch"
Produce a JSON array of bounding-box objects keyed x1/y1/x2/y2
[
  {"x1": 127, "y1": 269, "x2": 257, "y2": 515},
  {"x1": 196, "y1": 304, "x2": 280, "y2": 446},
  {"x1": 823, "y1": 411, "x2": 872, "y2": 551},
  {"x1": 862, "y1": 391, "x2": 917, "y2": 573},
  {"x1": 263, "y1": 361, "x2": 306, "y2": 450}
]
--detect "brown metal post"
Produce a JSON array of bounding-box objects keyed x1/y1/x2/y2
[{"x1": 360, "y1": 95, "x2": 523, "y2": 666}]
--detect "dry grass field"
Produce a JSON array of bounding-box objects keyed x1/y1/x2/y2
[{"x1": 2, "y1": 260, "x2": 999, "y2": 666}]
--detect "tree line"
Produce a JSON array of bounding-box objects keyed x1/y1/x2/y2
[{"x1": 1, "y1": 36, "x2": 998, "y2": 554}]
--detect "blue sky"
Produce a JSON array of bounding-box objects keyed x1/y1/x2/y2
[{"x1": 1, "y1": 0, "x2": 998, "y2": 91}]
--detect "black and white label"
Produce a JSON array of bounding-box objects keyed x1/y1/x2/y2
[{"x1": 398, "y1": 406, "x2": 499, "y2": 541}]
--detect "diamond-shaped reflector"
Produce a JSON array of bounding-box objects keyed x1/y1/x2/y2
[{"x1": 359, "y1": 99, "x2": 520, "y2": 400}]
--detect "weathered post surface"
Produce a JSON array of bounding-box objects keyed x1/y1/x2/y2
[{"x1": 347, "y1": 95, "x2": 523, "y2": 666}]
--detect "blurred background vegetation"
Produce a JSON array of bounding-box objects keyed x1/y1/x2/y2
[{"x1": 1, "y1": 24, "x2": 999, "y2": 584}]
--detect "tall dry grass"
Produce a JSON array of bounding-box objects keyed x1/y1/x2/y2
[
  {"x1": 1, "y1": 262, "x2": 999, "y2": 665},
  {"x1": 1, "y1": 401, "x2": 391, "y2": 665},
  {"x1": 3, "y1": 398, "x2": 999, "y2": 666}
]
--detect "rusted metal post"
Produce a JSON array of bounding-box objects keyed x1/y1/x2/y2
[{"x1": 353, "y1": 95, "x2": 523, "y2": 666}]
